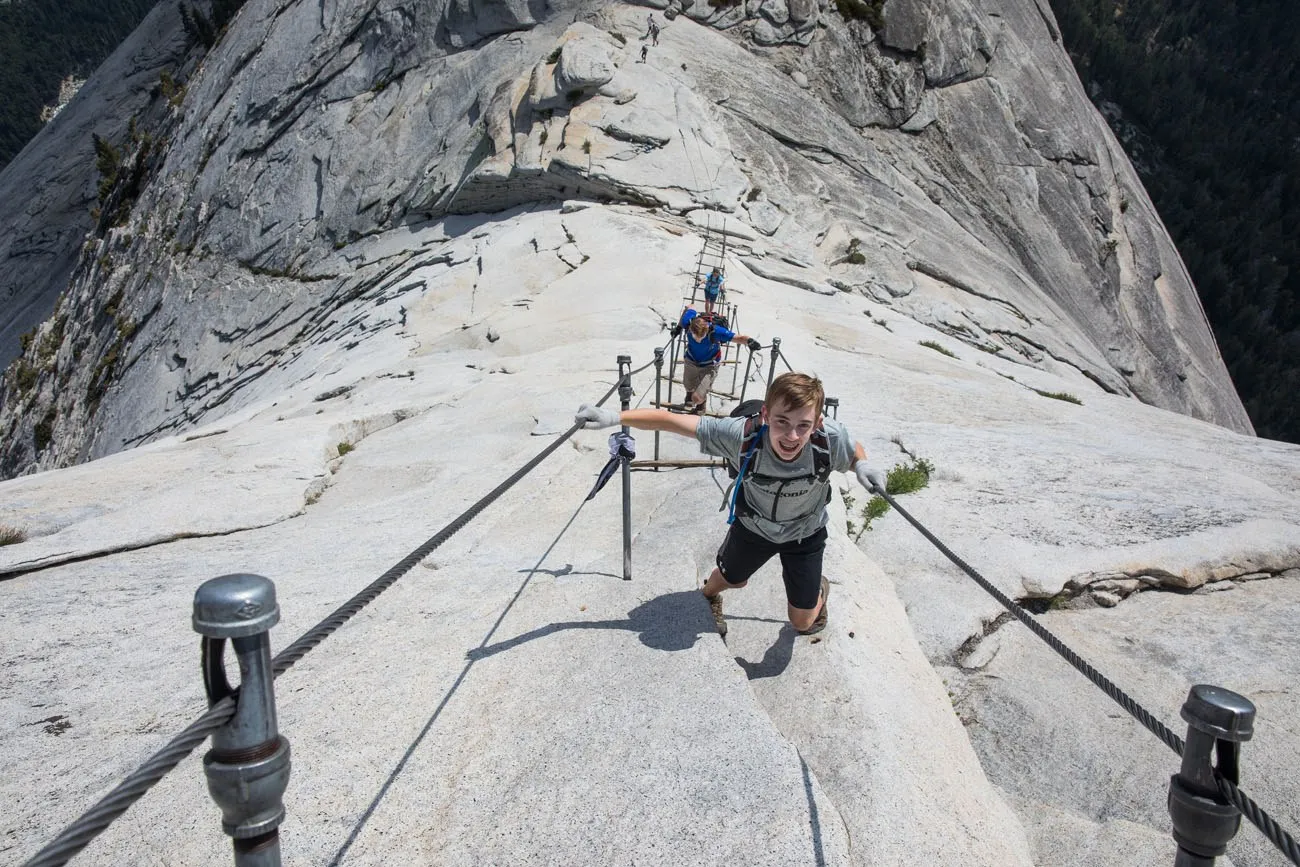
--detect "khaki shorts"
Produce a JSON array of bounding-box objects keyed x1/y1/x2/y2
[{"x1": 682, "y1": 358, "x2": 719, "y2": 405}]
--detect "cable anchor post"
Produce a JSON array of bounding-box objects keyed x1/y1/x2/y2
[
  {"x1": 652, "y1": 347, "x2": 664, "y2": 464},
  {"x1": 1167, "y1": 684, "x2": 1255, "y2": 867},
  {"x1": 767, "y1": 337, "x2": 782, "y2": 387},
  {"x1": 729, "y1": 305, "x2": 741, "y2": 396},
  {"x1": 193, "y1": 574, "x2": 291, "y2": 867},
  {"x1": 824, "y1": 397, "x2": 839, "y2": 419},
  {"x1": 618, "y1": 355, "x2": 634, "y2": 580}
]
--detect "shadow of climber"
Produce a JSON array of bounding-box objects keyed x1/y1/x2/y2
[{"x1": 467, "y1": 590, "x2": 716, "y2": 661}]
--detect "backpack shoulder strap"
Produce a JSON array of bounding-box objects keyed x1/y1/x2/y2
[
  {"x1": 809, "y1": 426, "x2": 832, "y2": 483},
  {"x1": 739, "y1": 415, "x2": 764, "y2": 462}
]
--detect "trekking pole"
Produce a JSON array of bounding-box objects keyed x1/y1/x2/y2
[
  {"x1": 653, "y1": 347, "x2": 664, "y2": 464},
  {"x1": 768, "y1": 337, "x2": 781, "y2": 386},
  {"x1": 1168, "y1": 685, "x2": 1255, "y2": 867},
  {"x1": 194, "y1": 574, "x2": 291, "y2": 867},
  {"x1": 618, "y1": 355, "x2": 634, "y2": 580}
]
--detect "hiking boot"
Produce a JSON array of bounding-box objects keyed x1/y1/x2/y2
[
  {"x1": 702, "y1": 585, "x2": 727, "y2": 638},
  {"x1": 799, "y1": 577, "x2": 830, "y2": 636}
]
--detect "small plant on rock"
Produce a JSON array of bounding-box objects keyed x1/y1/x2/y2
[
  {"x1": 0, "y1": 525, "x2": 26, "y2": 546},
  {"x1": 846, "y1": 237, "x2": 866, "y2": 265},
  {"x1": 854, "y1": 456, "x2": 935, "y2": 540},
  {"x1": 1034, "y1": 389, "x2": 1082, "y2": 405},
  {"x1": 919, "y1": 340, "x2": 956, "y2": 358}
]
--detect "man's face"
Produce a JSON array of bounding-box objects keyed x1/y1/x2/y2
[{"x1": 761, "y1": 400, "x2": 820, "y2": 461}]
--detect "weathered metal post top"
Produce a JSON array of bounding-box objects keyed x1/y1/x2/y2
[
  {"x1": 194, "y1": 574, "x2": 291, "y2": 867},
  {"x1": 1168, "y1": 684, "x2": 1256, "y2": 867}
]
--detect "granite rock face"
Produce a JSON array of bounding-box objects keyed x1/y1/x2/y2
[
  {"x1": 0, "y1": 0, "x2": 1253, "y2": 481},
  {"x1": 0, "y1": 1, "x2": 1297, "y2": 856},
  {"x1": 2, "y1": 203, "x2": 1296, "y2": 867}
]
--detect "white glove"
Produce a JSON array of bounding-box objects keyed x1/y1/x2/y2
[
  {"x1": 575, "y1": 404, "x2": 622, "y2": 429},
  {"x1": 856, "y1": 464, "x2": 887, "y2": 494}
]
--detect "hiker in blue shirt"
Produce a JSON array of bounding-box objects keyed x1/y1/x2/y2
[
  {"x1": 702, "y1": 267, "x2": 724, "y2": 316},
  {"x1": 671, "y1": 307, "x2": 759, "y2": 414}
]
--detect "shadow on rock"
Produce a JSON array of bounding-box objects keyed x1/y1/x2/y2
[
  {"x1": 734, "y1": 624, "x2": 797, "y2": 680},
  {"x1": 468, "y1": 590, "x2": 717, "y2": 660}
]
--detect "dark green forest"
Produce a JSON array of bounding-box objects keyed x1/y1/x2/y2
[
  {"x1": 1047, "y1": 0, "x2": 1300, "y2": 443},
  {"x1": 0, "y1": 0, "x2": 158, "y2": 172}
]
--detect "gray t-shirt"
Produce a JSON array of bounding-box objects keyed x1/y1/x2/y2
[{"x1": 696, "y1": 415, "x2": 857, "y2": 543}]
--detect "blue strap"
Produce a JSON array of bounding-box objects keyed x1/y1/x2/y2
[{"x1": 726, "y1": 424, "x2": 766, "y2": 525}]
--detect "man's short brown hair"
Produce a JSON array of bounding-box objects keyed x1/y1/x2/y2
[{"x1": 765, "y1": 372, "x2": 824, "y2": 415}]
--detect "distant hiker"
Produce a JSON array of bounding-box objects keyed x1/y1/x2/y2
[
  {"x1": 651, "y1": 20, "x2": 660, "y2": 45},
  {"x1": 645, "y1": 12, "x2": 655, "y2": 38},
  {"x1": 703, "y1": 266, "x2": 724, "y2": 315},
  {"x1": 575, "y1": 373, "x2": 885, "y2": 635},
  {"x1": 671, "y1": 307, "x2": 758, "y2": 414},
  {"x1": 640, "y1": 44, "x2": 649, "y2": 63}
]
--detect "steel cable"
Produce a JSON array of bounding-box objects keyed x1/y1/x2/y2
[
  {"x1": 21, "y1": 370, "x2": 636, "y2": 867},
  {"x1": 878, "y1": 490, "x2": 1300, "y2": 865}
]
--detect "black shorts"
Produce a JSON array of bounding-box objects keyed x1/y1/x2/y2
[{"x1": 715, "y1": 521, "x2": 827, "y2": 610}]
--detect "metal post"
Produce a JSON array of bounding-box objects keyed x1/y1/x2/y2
[
  {"x1": 768, "y1": 337, "x2": 781, "y2": 388},
  {"x1": 738, "y1": 347, "x2": 755, "y2": 405},
  {"x1": 618, "y1": 355, "x2": 634, "y2": 580},
  {"x1": 729, "y1": 305, "x2": 741, "y2": 397},
  {"x1": 1167, "y1": 684, "x2": 1255, "y2": 867},
  {"x1": 653, "y1": 347, "x2": 664, "y2": 463},
  {"x1": 193, "y1": 574, "x2": 291, "y2": 867},
  {"x1": 666, "y1": 332, "x2": 678, "y2": 409},
  {"x1": 824, "y1": 397, "x2": 839, "y2": 419}
]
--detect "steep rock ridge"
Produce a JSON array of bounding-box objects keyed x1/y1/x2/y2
[
  {"x1": 0, "y1": 0, "x2": 1253, "y2": 479},
  {"x1": 2, "y1": 204, "x2": 1296, "y2": 866},
  {"x1": 0, "y1": 1, "x2": 191, "y2": 371}
]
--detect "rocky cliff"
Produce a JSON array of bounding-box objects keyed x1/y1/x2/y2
[
  {"x1": 0, "y1": 0, "x2": 1255, "y2": 479},
  {"x1": 2, "y1": 1, "x2": 1296, "y2": 866}
]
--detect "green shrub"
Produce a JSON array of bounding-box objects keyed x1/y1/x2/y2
[
  {"x1": 582, "y1": 140, "x2": 592, "y2": 154},
  {"x1": 887, "y1": 457, "x2": 934, "y2": 495},
  {"x1": 746, "y1": 187, "x2": 762, "y2": 202},
  {"x1": 34, "y1": 409, "x2": 56, "y2": 452},
  {"x1": 919, "y1": 340, "x2": 956, "y2": 358},
  {"x1": 546, "y1": 47, "x2": 562, "y2": 64},
  {"x1": 337, "y1": 442, "x2": 353, "y2": 456},
  {"x1": 853, "y1": 456, "x2": 934, "y2": 539},
  {"x1": 846, "y1": 238, "x2": 866, "y2": 265},
  {"x1": 1035, "y1": 389, "x2": 1082, "y2": 405},
  {"x1": 15, "y1": 362, "x2": 38, "y2": 393},
  {"x1": 0, "y1": 525, "x2": 26, "y2": 546}
]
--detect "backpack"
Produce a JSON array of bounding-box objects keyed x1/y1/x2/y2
[
  {"x1": 702, "y1": 311, "x2": 729, "y2": 331},
  {"x1": 723, "y1": 400, "x2": 832, "y2": 524}
]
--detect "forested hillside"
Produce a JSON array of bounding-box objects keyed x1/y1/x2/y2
[
  {"x1": 0, "y1": 0, "x2": 158, "y2": 171},
  {"x1": 1048, "y1": 0, "x2": 1300, "y2": 443}
]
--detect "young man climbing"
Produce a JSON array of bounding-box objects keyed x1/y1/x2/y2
[
  {"x1": 671, "y1": 307, "x2": 758, "y2": 414},
  {"x1": 702, "y1": 267, "x2": 724, "y2": 316},
  {"x1": 575, "y1": 372, "x2": 886, "y2": 635}
]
